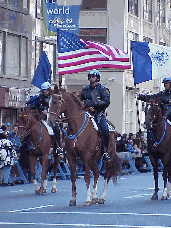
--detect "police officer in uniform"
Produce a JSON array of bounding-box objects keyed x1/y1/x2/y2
[
  {"x1": 136, "y1": 77, "x2": 171, "y2": 121},
  {"x1": 26, "y1": 82, "x2": 62, "y2": 154},
  {"x1": 80, "y1": 69, "x2": 110, "y2": 162}
]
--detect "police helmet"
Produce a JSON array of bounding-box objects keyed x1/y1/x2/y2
[
  {"x1": 162, "y1": 77, "x2": 171, "y2": 84},
  {"x1": 5, "y1": 122, "x2": 11, "y2": 127},
  {"x1": 88, "y1": 69, "x2": 101, "y2": 81},
  {"x1": 41, "y1": 82, "x2": 51, "y2": 91}
]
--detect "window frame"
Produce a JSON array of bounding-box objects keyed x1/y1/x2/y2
[
  {"x1": 128, "y1": 0, "x2": 138, "y2": 17},
  {"x1": 0, "y1": 31, "x2": 28, "y2": 78},
  {"x1": 0, "y1": 0, "x2": 29, "y2": 14}
]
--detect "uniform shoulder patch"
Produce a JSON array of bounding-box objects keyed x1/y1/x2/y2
[{"x1": 106, "y1": 89, "x2": 110, "y2": 94}]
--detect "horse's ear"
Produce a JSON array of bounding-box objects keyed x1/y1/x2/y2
[{"x1": 54, "y1": 85, "x2": 59, "y2": 94}]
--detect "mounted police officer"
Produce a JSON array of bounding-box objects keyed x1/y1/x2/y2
[
  {"x1": 136, "y1": 77, "x2": 171, "y2": 121},
  {"x1": 80, "y1": 69, "x2": 111, "y2": 162},
  {"x1": 27, "y1": 82, "x2": 52, "y2": 114},
  {"x1": 26, "y1": 82, "x2": 63, "y2": 155}
]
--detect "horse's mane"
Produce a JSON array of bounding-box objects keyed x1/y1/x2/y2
[{"x1": 53, "y1": 85, "x2": 83, "y2": 108}]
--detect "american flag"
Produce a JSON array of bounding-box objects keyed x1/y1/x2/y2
[{"x1": 57, "y1": 29, "x2": 131, "y2": 75}]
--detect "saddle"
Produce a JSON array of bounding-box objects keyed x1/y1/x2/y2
[{"x1": 86, "y1": 112, "x2": 115, "y2": 132}]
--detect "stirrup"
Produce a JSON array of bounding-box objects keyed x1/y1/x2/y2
[
  {"x1": 56, "y1": 147, "x2": 64, "y2": 155},
  {"x1": 103, "y1": 152, "x2": 110, "y2": 162}
]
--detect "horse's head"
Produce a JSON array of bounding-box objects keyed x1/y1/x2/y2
[
  {"x1": 49, "y1": 85, "x2": 67, "y2": 122},
  {"x1": 17, "y1": 108, "x2": 36, "y2": 140},
  {"x1": 144, "y1": 98, "x2": 162, "y2": 130}
]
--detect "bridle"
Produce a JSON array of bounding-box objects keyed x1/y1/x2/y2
[
  {"x1": 49, "y1": 90, "x2": 85, "y2": 124},
  {"x1": 145, "y1": 101, "x2": 161, "y2": 129},
  {"x1": 18, "y1": 112, "x2": 46, "y2": 141}
]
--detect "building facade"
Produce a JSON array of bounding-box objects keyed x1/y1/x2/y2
[{"x1": 0, "y1": 0, "x2": 170, "y2": 133}]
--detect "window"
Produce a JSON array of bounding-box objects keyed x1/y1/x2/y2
[
  {"x1": 157, "y1": 0, "x2": 165, "y2": 25},
  {"x1": 0, "y1": 0, "x2": 5, "y2": 4},
  {"x1": 144, "y1": 0, "x2": 152, "y2": 22},
  {"x1": 143, "y1": 36, "x2": 153, "y2": 42},
  {"x1": 127, "y1": 31, "x2": 139, "y2": 56},
  {"x1": 79, "y1": 28, "x2": 107, "y2": 43},
  {"x1": 5, "y1": 34, "x2": 27, "y2": 77},
  {"x1": 125, "y1": 89, "x2": 134, "y2": 134},
  {"x1": 128, "y1": 0, "x2": 138, "y2": 17},
  {"x1": 7, "y1": 0, "x2": 28, "y2": 10},
  {"x1": 36, "y1": 0, "x2": 43, "y2": 17},
  {"x1": 80, "y1": 0, "x2": 107, "y2": 10},
  {"x1": 0, "y1": 32, "x2": 4, "y2": 74},
  {"x1": 6, "y1": 34, "x2": 20, "y2": 76},
  {"x1": 21, "y1": 37, "x2": 27, "y2": 77},
  {"x1": 35, "y1": 40, "x2": 43, "y2": 70},
  {"x1": 43, "y1": 43, "x2": 56, "y2": 82}
]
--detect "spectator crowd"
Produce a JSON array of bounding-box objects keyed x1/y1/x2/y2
[
  {"x1": 0, "y1": 122, "x2": 31, "y2": 185},
  {"x1": 116, "y1": 132, "x2": 148, "y2": 171}
]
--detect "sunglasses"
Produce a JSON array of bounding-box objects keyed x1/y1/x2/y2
[{"x1": 88, "y1": 75, "x2": 96, "y2": 79}]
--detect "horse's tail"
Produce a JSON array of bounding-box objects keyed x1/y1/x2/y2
[{"x1": 104, "y1": 130, "x2": 121, "y2": 185}]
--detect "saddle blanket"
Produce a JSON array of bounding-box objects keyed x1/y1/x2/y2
[
  {"x1": 167, "y1": 119, "x2": 171, "y2": 125},
  {"x1": 86, "y1": 112, "x2": 115, "y2": 132},
  {"x1": 42, "y1": 120, "x2": 54, "y2": 136}
]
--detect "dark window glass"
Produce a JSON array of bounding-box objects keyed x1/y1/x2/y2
[
  {"x1": 79, "y1": 28, "x2": 107, "y2": 43},
  {"x1": 80, "y1": 0, "x2": 107, "y2": 10}
]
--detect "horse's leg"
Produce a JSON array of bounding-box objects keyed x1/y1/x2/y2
[
  {"x1": 149, "y1": 154, "x2": 159, "y2": 200},
  {"x1": 161, "y1": 154, "x2": 170, "y2": 200},
  {"x1": 166, "y1": 163, "x2": 171, "y2": 199},
  {"x1": 30, "y1": 155, "x2": 40, "y2": 194},
  {"x1": 91, "y1": 160, "x2": 99, "y2": 204},
  {"x1": 37, "y1": 154, "x2": 48, "y2": 195},
  {"x1": 99, "y1": 178, "x2": 109, "y2": 204},
  {"x1": 83, "y1": 159, "x2": 92, "y2": 206},
  {"x1": 51, "y1": 153, "x2": 60, "y2": 193},
  {"x1": 67, "y1": 152, "x2": 77, "y2": 206}
]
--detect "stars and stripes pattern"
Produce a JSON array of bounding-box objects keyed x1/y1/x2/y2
[{"x1": 57, "y1": 29, "x2": 131, "y2": 75}]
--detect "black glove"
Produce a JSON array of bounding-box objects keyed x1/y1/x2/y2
[{"x1": 85, "y1": 100, "x2": 98, "y2": 108}]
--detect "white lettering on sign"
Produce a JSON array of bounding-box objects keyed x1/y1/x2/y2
[
  {"x1": 45, "y1": 0, "x2": 56, "y2": 3},
  {"x1": 46, "y1": 7, "x2": 70, "y2": 15}
]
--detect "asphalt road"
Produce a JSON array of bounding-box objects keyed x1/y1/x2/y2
[{"x1": 0, "y1": 172, "x2": 171, "y2": 228}]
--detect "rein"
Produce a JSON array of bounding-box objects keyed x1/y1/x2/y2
[
  {"x1": 149, "y1": 119, "x2": 167, "y2": 146},
  {"x1": 147, "y1": 102, "x2": 167, "y2": 146},
  {"x1": 61, "y1": 112, "x2": 89, "y2": 141},
  {"x1": 18, "y1": 112, "x2": 45, "y2": 149},
  {"x1": 25, "y1": 122, "x2": 43, "y2": 149}
]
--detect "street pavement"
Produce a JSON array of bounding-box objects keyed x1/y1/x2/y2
[{"x1": 0, "y1": 172, "x2": 171, "y2": 227}]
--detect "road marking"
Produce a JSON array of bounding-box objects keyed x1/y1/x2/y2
[
  {"x1": 10, "y1": 190, "x2": 24, "y2": 193},
  {"x1": 0, "y1": 222, "x2": 170, "y2": 227},
  {"x1": 8, "y1": 204, "x2": 55, "y2": 212},
  {"x1": 125, "y1": 194, "x2": 152, "y2": 198},
  {"x1": 5, "y1": 211, "x2": 171, "y2": 217}
]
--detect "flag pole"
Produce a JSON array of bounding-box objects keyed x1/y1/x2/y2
[{"x1": 54, "y1": 18, "x2": 62, "y2": 88}]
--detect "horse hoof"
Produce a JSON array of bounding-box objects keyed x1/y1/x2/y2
[
  {"x1": 161, "y1": 194, "x2": 169, "y2": 200},
  {"x1": 69, "y1": 200, "x2": 76, "y2": 206},
  {"x1": 51, "y1": 188, "x2": 57, "y2": 193},
  {"x1": 35, "y1": 188, "x2": 44, "y2": 195},
  {"x1": 98, "y1": 198, "x2": 105, "y2": 204},
  {"x1": 151, "y1": 194, "x2": 158, "y2": 200},
  {"x1": 43, "y1": 189, "x2": 47, "y2": 193},
  {"x1": 83, "y1": 201, "x2": 91, "y2": 206},
  {"x1": 91, "y1": 198, "x2": 98, "y2": 204}
]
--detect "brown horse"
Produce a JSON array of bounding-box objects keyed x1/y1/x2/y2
[
  {"x1": 17, "y1": 108, "x2": 60, "y2": 194},
  {"x1": 145, "y1": 99, "x2": 171, "y2": 200},
  {"x1": 49, "y1": 85, "x2": 120, "y2": 206}
]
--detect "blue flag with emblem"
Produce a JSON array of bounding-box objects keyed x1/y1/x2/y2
[
  {"x1": 131, "y1": 41, "x2": 171, "y2": 84},
  {"x1": 31, "y1": 51, "x2": 51, "y2": 89}
]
